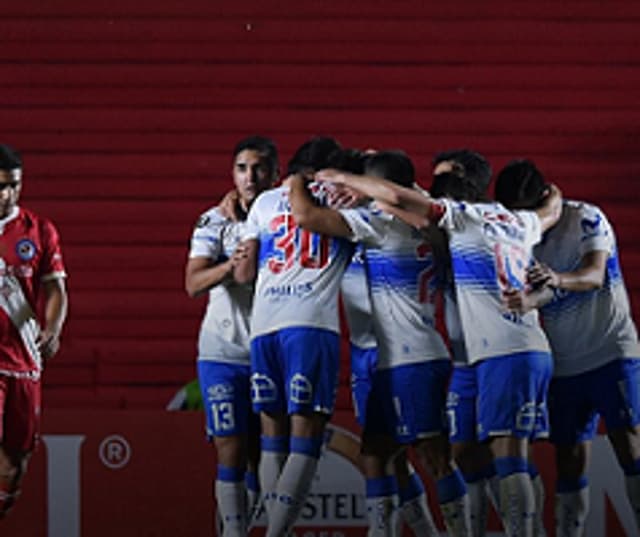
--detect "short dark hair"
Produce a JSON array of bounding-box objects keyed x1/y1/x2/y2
[
  {"x1": 287, "y1": 136, "x2": 342, "y2": 176},
  {"x1": 326, "y1": 147, "x2": 366, "y2": 174},
  {"x1": 495, "y1": 159, "x2": 548, "y2": 209},
  {"x1": 233, "y1": 135, "x2": 279, "y2": 176},
  {"x1": 364, "y1": 150, "x2": 415, "y2": 188},
  {"x1": 430, "y1": 172, "x2": 486, "y2": 202},
  {"x1": 0, "y1": 144, "x2": 22, "y2": 171},
  {"x1": 432, "y1": 148, "x2": 492, "y2": 194}
]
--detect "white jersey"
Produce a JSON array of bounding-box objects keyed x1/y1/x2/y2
[
  {"x1": 188, "y1": 206, "x2": 253, "y2": 365},
  {"x1": 340, "y1": 244, "x2": 377, "y2": 350},
  {"x1": 243, "y1": 183, "x2": 375, "y2": 338},
  {"x1": 535, "y1": 200, "x2": 640, "y2": 377},
  {"x1": 341, "y1": 206, "x2": 450, "y2": 370},
  {"x1": 437, "y1": 199, "x2": 551, "y2": 364}
]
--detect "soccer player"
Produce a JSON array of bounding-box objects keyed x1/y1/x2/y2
[
  {"x1": 295, "y1": 150, "x2": 473, "y2": 536},
  {"x1": 184, "y1": 136, "x2": 279, "y2": 536},
  {"x1": 234, "y1": 136, "x2": 373, "y2": 537},
  {"x1": 316, "y1": 165, "x2": 562, "y2": 537},
  {"x1": 334, "y1": 148, "x2": 440, "y2": 536},
  {"x1": 495, "y1": 159, "x2": 640, "y2": 537},
  {"x1": 0, "y1": 144, "x2": 68, "y2": 518},
  {"x1": 429, "y1": 149, "x2": 505, "y2": 536}
]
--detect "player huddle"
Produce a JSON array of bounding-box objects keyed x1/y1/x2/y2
[{"x1": 186, "y1": 136, "x2": 640, "y2": 537}]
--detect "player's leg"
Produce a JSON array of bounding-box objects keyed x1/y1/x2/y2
[
  {"x1": 199, "y1": 361, "x2": 254, "y2": 536},
  {"x1": 478, "y1": 352, "x2": 552, "y2": 537},
  {"x1": 250, "y1": 333, "x2": 290, "y2": 524},
  {"x1": 597, "y1": 359, "x2": 640, "y2": 531},
  {"x1": 264, "y1": 327, "x2": 340, "y2": 537},
  {"x1": 0, "y1": 376, "x2": 39, "y2": 518},
  {"x1": 403, "y1": 360, "x2": 471, "y2": 536},
  {"x1": 393, "y1": 452, "x2": 439, "y2": 537},
  {"x1": 449, "y1": 365, "x2": 497, "y2": 536}
]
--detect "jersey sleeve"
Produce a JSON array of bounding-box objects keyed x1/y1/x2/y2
[
  {"x1": 435, "y1": 198, "x2": 478, "y2": 233},
  {"x1": 188, "y1": 208, "x2": 224, "y2": 260},
  {"x1": 338, "y1": 204, "x2": 389, "y2": 246},
  {"x1": 39, "y1": 218, "x2": 66, "y2": 281},
  {"x1": 577, "y1": 204, "x2": 614, "y2": 256},
  {"x1": 514, "y1": 209, "x2": 542, "y2": 248}
]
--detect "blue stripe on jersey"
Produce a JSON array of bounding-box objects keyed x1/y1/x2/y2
[
  {"x1": 606, "y1": 251, "x2": 623, "y2": 284},
  {"x1": 450, "y1": 248, "x2": 499, "y2": 290},
  {"x1": 366, "y1": 250, "x2": 435, "y2": 292}
]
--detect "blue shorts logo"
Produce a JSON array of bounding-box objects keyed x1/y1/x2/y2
[{"x1": 16, "y1": 239, "x2": 37, "y2": 261}]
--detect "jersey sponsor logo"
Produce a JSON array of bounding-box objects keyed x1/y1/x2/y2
[
  {"x1": 16, "y1": 238, "x2": 36, "y2": 261},
  {"x1": 580, "y1": 214, "x2": 603, "y2": 239},
  {"x1": 264, "y1": 282, "x2": 314, "y2": 299}
]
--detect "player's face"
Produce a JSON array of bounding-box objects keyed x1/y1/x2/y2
[
  {"x1": 233, "y1": 149, "x2": 274, "y2": 207},
  {"x1": 0, "y1": 169, "x2": 21, "y2": 219}
]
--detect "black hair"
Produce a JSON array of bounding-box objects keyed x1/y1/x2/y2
[
  {"x1": 364, "y1": 150, "x2": 415, "y2": 188},
  {"x1": 326, "y1": 147, "x2": 366, "y2": 175},
  {"x1": 232, "y1": 135, "x2": 279, "y2": 177},
  {"x1": 0, "y1": 144, "x2": 22, "y2": 171},
  {"x1": 430, "y1": 172, "x2": 486, "y2": 202},
  {"x1": 495, "y1": 159, "x2": 548, "y2": 209},
  {"x1": 286, "y1": 136, "x2": 342, "y2": 176},
  {"x1": 432, "y1": 148, "x2": 492, "y2": 194}
]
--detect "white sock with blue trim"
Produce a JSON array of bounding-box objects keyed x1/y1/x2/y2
[
  {"x1": 265, "y1": 436, "x2": 323, "y2": 537},
  {"x1": 215, "y1": 464, "x2": 247, "y2": 537},
  {"x1": 555, "y1": 476, "x2": 588, "y2": 537},
  {"x1": 366, "y1": 475, "x2": 399, "y2": 537},
  {"x1": 398, "y1": 471, "x2": 439, "y2": 536},
  {"x1": 436, "y1": 469, "x2": 472, "y2": 536},
  {"x1": 259, "y1": 435, "x2": 288, "y2": 522},
  {"x1": 495, "y1": 457, "x2": 535, "y2": 537}
]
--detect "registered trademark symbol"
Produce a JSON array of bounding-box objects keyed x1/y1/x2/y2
[{"x1": 98, "y1": 434, "x2": 131, "y2": 469}]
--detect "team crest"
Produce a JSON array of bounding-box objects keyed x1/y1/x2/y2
[{"x1": 16, "y1": 239, "x2": 37, "y2": 261}]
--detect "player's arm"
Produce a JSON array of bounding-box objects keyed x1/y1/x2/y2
[
  {"x1": 38, "y1": 277, "x2": 68, "y2": 360},
  {"x1": 502, "y1": 286, "x2": 554, "y2": 315},
  {"x1": 185, "y1": 256, "x2": 236, "y2": 298},
  {"x1": 527, "y1": 250, "x2": 608, "y2": 292},
  {"x1": 315, "y1": 169, "x2": 440, "y2": 229},
  {"x1": 534, "y1": 183, "x2": 563, "y2": 232},
  {"x1": 233, "y1": 239, "x2": 259, "y2": 285},
  {"x1": 288, "y1": 174, "x2": 353, "y2": 237}
]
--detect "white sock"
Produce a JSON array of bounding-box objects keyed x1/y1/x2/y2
[
  {"x1": 400, "y1": 494, "x2": 439, "y2": 536},
  {"x1": 485, "y1": 473, "x2": 501, "y2": 514},
  {"x1": 266, "y1": 440, "x2": 321, "y2": 537},
  {"x1": 555, "y1": 485, "x2": 589, "y2": 537},
  {"x1": 245, "y1": 471, "x2": 260, "y2": 528},
  {"x1": 466, "y1": 479, "x2": 489, "y2": 537},
  {"x1": 625, "y1": 474, "x2": 640, "y2": 532},
  {"x1": 259, "y1": 437, "x2": 288, "y2": 522},
  {"x1": 499, "y1": 473, "x2": 535, "y2": 537},
  {"x1": 531, "y1": 473, "x2": 547, "y2": 537},
  {"x1": 437, "y1": 471, "x2": 472, "y2": 536},
  {"x1": 215, "y1": 480, "x2": 247, "y2": 536},
  {"x1": 366, "y1": 476, "x2": 399, "y2": 537}
]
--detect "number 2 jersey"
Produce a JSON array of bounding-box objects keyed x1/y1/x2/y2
[
  {"x1": 436, "y1": 199, "x2": 551, "y2": 364},
  {"x1": 534, "y1": 200, "x2": 640, "y2": 377},
  {"x1": 243, "y1": 183, "x2": 375, "y2": 339},
  {"x1": 188, "y1": 206, "x2": 254, "y2": 365},
  {"x1": 0, "y1": 206, "x2": 66, "y2": 378},
  {"x1": 341, "y1": 207, "x2": 450, "y2": 370}
]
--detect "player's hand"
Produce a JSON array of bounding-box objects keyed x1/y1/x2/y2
[
  {"x1": 327, "y1": 184, "x2": 363, "y2": 209},
  {"x1": 229, "y1": 242, "x2": 250, "y2": 267},
  {"x1": 527, "y1": 262, "x2": 559, "y2": 289},
  {"x1": 38, "y1": 329, "x2": 61, "y2": 361},
  {"x1": 502, "y1": 288, "x2": 534, "y2": 315},
  {"x1": 218, "y1": 190, "x2": 242, "y2": 221}
]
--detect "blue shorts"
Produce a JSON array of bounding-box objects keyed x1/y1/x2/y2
[
  {"x1": 549, "y1": 358, "x2": 640, "y2": 445},
  {"x1": 476, "y1": 351, "x2": 552, "y2": 442},
  {"x1": 350, "y1": 345, "x2": 378, "y2": 426},
  {"x1": 198, "y1": 360, "x2": 258, "y2": 439},
  {"x1": 250, "y1": 327, "x2": 340, "y2": 416},
  {"x1": 364, "y1": 360, "x2": 451, "y2": 444},
  {"x1": 447, "y1": 366, "x2": 478, "y2": 444}
]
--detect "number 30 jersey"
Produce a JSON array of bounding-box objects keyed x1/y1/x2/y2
[
  {"x1": 243, "y1": 183, "x2": 374, "y2": 340},
  {"x1": 436, "y1": 199, "x2": 551, "y2": 364}
]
